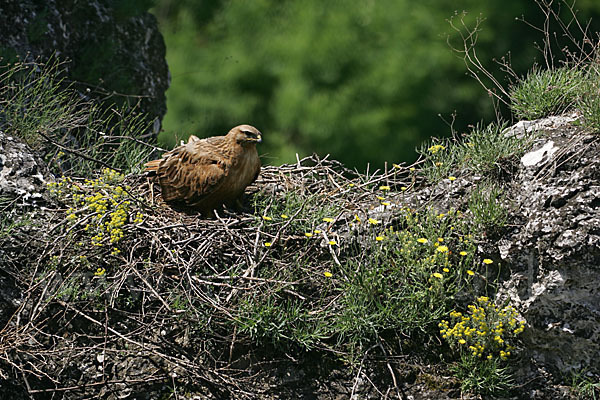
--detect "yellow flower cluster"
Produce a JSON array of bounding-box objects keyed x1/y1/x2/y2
[
  {"x1": 439, "y1": 296, "x2": 525, "y2": 361},
  {"x1": 107, "y1": 202, "x2": 129, "y2": 243},
  {"x1": 133, "y1": 212, "x2": 144, "y2": 224},
  {"x1": 100, "y1": 167, "x2": 124, "y2": 183},
  {"x1": 428, "y1": 144, "x2": 446, "y2": 154},
  {"x1": 47, "y1": 168, "x2": 143, "y2": 255},
  {"x1": 46, "y1": 176, "x2": 73, "y2": 196}
]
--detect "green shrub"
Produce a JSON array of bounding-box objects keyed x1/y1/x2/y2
[{"x1": 236, "y1": 205, "x2": 480, "y2": 361}]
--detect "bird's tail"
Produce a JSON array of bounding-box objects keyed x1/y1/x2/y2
[{"x1": 144, "y1": 159, "x2": 161, "y2": 175}]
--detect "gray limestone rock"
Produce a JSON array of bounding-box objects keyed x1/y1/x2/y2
[
  {"x1": 0, "y1": 130, "x2": 53, "y2": 205},
  {"x1": 497, "y1": 117, "x2": 600, "y2": 377}
]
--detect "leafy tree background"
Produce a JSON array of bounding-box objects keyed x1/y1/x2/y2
[{"x1": 151, "y1": 0, "x2": 600, "y2": 169}]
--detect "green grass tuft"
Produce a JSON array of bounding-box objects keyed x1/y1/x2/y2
[
  {"x1": 417, "y1": 122, "x2": 533, "y2": 184},
  {"x1": 0, "y1": 58, "x2": 156, "y2": 176},
  {"x1": 570, "y1": 370, "x2": 600, "y2": 400},
  {"x1": 468, "y1": 181, "x2": 508, "y2": 234},
  {"x1": 509, "y1": 66, "x2": 585, "y2": 120}
]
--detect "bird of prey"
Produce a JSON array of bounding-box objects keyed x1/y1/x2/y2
[{"x1": 145, "y1": 125, "x2": 262, "y2": 216}]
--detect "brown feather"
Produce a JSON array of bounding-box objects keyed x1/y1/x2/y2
[{"x1": 145, "y1": 125, "x2": 262, "y2": 215}]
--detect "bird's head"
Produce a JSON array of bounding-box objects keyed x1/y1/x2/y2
[{"x1": 229, "y1": 124, "x2": 262, "y2": 145}]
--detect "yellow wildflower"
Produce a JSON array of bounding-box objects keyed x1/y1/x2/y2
[{"x1": 428, "y1": 144, "x2": 446, "y2": 154}]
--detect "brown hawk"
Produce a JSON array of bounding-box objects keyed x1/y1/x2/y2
[{"x1": 145, "y1": 125, "x2": 262, "y2": 216}]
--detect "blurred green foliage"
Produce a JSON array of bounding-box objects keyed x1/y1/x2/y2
[{"x1": 151, "y1": 0, "x2": 599, "y2": 169}]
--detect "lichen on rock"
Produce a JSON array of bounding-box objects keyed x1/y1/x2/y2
[{"x1": 0, "y1": 130, "x2": 53, "y2": 206}]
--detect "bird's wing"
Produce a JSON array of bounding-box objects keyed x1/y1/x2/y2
[{"x1": 157, "y1": 136, "x2": 232, "y2": 203}]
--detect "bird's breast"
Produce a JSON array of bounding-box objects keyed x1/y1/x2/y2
[{"x1": 231, "y1": 148, "x2": 259, "y2": 187}]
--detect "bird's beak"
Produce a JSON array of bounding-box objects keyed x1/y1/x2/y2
[{"x1": 255, "y1": 135, "x2": 262, "y2": 143}]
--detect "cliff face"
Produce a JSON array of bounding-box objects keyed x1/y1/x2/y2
[{"x1": 0, "y1": 0, "x2": 169, "y2": 138}]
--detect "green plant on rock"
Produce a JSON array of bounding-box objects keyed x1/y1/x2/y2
[
  {"x1": 467, "y1": 181, "x2": 508, "y2": 234},
  {"x1": 578, "y1": 64, "x2": 600, "y2": 131},
  {"x1": 0, "y1": 58, "x2": 155, "y2": 177},
  {"x1": 0, "y1": 58, "x2": 88, "y2": 148},
  {"x1": 570, "y1": 369, "x2": 600, "y2": 400},
  {"x1": 450, "y1": 351, "x2": 513, "y2": 396},
  {"x1": 509, "y1": 66, "x2": 585, "y2": 120},
  {"x1": 335, "y1": 208, "x2": 477, "y2": 346},
  {"x1": 439, "y1": 296, "x2": 525, "y2": 395},
  {"x1": 417, "y1": 123, "x2": 534, "y2": 184},
  {"x1": 235, "y1": 203, "x2": 482, "y2": 363},
  {"x1": 47, "y1": 167, "x2": 144, "y2": 257}
]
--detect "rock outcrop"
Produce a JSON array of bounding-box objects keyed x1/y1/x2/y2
[
  {"x1": 0, "y1": 0, "x2": 169, "y2": 138},
  {"x1": 498, "y1": 115, "x2": 600, "y2": 378},
  {"x1": 408, "y1": 113, "x2": 600, "y2": 381}
]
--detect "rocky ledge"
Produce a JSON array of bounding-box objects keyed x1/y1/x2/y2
[{"x1": 0, "y1": 114, "x2": 598, "y2": 398}]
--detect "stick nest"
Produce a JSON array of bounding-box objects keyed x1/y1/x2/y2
[{"x1": 1, "y1": 155, "x2": 421, "y2": 398}]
